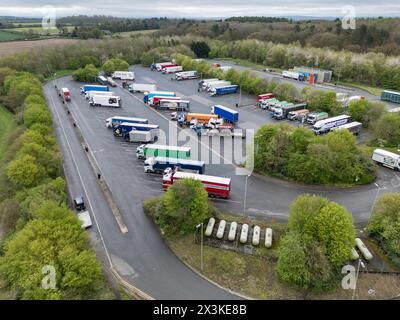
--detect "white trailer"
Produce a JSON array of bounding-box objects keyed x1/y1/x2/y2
[
  {"x1": 282, "y1": 70, "x2": 300, "y2": 80},
  {"x1": 89, "y1": 95, "x2": 121, "y2": 108},
  {"x1": 78, "y1": 211, "x2": 93, "y2": 229},
  {"x1": 129, "y1": 83, "x2": 157, "y2": 93},
  {"x1": 330, "y1": 121, "x2": 362, "y2": 135},
  {"x1": 372, "y1": 149, "x2": 400, "y2": 171},
  {"x1": 112, "y1": 71, "x2": 135, "y2": 80},
  {"x1": 85, "y1": 90, "x2": 116, "y2": 100},
  {"x1": 174, "y1": 71, "x2": 199, "y2": 81},
  {"x1": 128, "y1": 130, "x2": 155, "y2": 143},
  {"x1": 162, "y1": 66, "x2": 183, "y2": 74},
  {"x1": 312, "y1": 115, "x2": 350, "y2": 135},
  {"x1": 205, "y1": 80, "x2": 231, "y2": 91}
]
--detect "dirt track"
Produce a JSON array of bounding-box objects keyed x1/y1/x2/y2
[{"x1": 0, "y1": 38, "x2": 80, "y2": 56}]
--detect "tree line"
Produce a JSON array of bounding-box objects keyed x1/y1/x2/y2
[{"x1": 0, "y1": 69, "x2": 111, "y2": 299}]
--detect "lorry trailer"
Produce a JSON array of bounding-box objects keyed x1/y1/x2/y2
[
  {"x1": 158, "y1": 99, "x2": 190, "y2": 111},
  {"x1": 381, "y1": 90, "x2": 400, "y2": 104},
  {"x1": 178, "y1": 113, "x2": 218, "y2": 127},
  {"x1": 312, "y1": 115, "x2": 350, "y2": 135},
  {"x1": 144, "y1": 157, "x2": 205, "y2": 174},
  {"x1": 162, "y1": 171, "x2": 231, "y2": 199},
  {"x1": 158, "y1": 64, "x2": 178, "y2": 72},
  {"x1": 162, "y1": 65, "x2": 183, "y2": 74},
  {"x1": 85, "y1": 90, "x2": 117, "y2": 100},
  {"x1": 257, "y1": 93, "x2": 274, "y2": 101},
  {"x1": 198, "y1": 78, "x2": 218, "y2": 89},
  {"x1": 80, "y1": 85, "x2": 109, "y2": 94},
  {"x1": 174, "y1": 71, "x2": 200, "y2": 81},
  {"x1": 60, "y1": 88, "x2": 70, "y2": 101},
  {"x1": 114, "y1": 122, "x2": 159, "y2": 138},
  {"x1": 211, "y1": 105, "x2": 239, "y2": 123},
  {"x1": 143, "y1": 91, "x2": 176, "y2": 104},
  {"x1": 151, "y1": 62, "x2": 173, "y2": 71},
  {"x1": 272, "y1": 103, "x2": 307, "y2": 120},
  {"x1": 136, "y1": 144, "x2": 191, "y2": 160},
  {"x1": 330, "y1": 121, "x2": 362, "y2": 135},
  {"x1": 127, "y1": 130, "x2": 156, "y2": 143},
  {"x1": 372, "y1": 149, "x2": 400, "y2": 171},
  {"x1": 210, "y1": 85, "x2": 239, "y2": 97},
  {"x1": 150, "y1": 96, "x2": 182, "y2": 107},
  {"x1": 192, "y1": 124, "x2": 246, "y2": 138},
  {"x1": 106, "y1": 116, "x2": 148, "y2": 128},
  {"x1": 98, "y1": 75, "x2": 108, "y2": 85},
  {"x1": 129, "y1": 83, "x2": 157, "y2": 93},
  {"x1": 205, "y1": 80, "x2": 231, "y2": 91},
  {"x1": 89, "y1": 95, "x2": 121, "y2": 108},
  {"x1": 112, "y1": 71, "x2": 135, "y2": 80}
]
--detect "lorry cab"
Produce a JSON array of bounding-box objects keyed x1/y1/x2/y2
[{"x1": 74, "y1": 196, "x2": 86, "y2": 211}]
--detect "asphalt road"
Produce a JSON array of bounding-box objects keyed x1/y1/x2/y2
[
  {"x1": 44, "y1": 81, "x2": 241, "y2": 300},
  {"x1": 44, "y1": 65, "x2": 400, "y2": 298}
]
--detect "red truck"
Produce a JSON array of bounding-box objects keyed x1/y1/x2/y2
[
  {"x1": 61, "y1": 87, "x2": 71, "y2": 101},
  {"x1": 159, "y1": 64, "x2": 177, "y2": 71},
  {"x1": 150, "y1": 96, "x2": 182, "y2": 107},
  {"x1": 162, "y1": 171, "x2": 231, "y2": 199},
  {"x1": 257, "y1": 93, "x2": 274, "y2": 101}
]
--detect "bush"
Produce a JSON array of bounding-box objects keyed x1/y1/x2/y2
[
  {"x1": 72, "y1": 64, "x2": 98, "y2": 83},
  {"x1": 374, "y1": 112, "x2": 400, "y2": 147},
  {"x1": 190, "y1": 41, "x2": 211, "y2": 58},
  {"x1": 349, "y1": 100, "x2": 386, "y2": 128},
  {"x1": 102, "y1": 58, "x2": 129, "y2": 75},
  {"x1": 23, "y1": 104, "x2": 52, "y2": 128},
  {"x1": 0, "y1": 198, "x2": 20, "y2": 235},
  {"x1": 6, "y1": 154, "x2": 47, "y2": 189}
]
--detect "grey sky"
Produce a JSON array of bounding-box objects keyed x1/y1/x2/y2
[{"x1": 0, "y1": 0, "x2": 399, "y2": 18}]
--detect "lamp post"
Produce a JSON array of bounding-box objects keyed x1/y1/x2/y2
[
  {"x1": 367, "y1": 183, "x2": 381, "y2": 229},
  {"x1": 352, "y1": 258, "x2": 365, "y2": 300},
  {"x1": 196, "y1": 223, "x2": 204, "y2": 271}
]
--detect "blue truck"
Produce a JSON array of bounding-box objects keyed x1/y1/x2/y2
[
  {"x1": 144, "y1": 156, "x2": 206, "y2": 174},
  {"x1": 210, "y1": 85, "x2": 239, "y2": 97},
  {"x1": 211, "y1": 105, "x2": 239, "y2": 123},
  {"x1": 105, "y1": 116, "x2": 148, "y2": 128},
  {"x1": 113, "y1": 122, "x2": 159, "y2": 139},
  {"x1": 143, "y1": 91, "x2": 175, "y2": 104},
  {"x1": 80, "y1": 85, "x2": 109, "y2": 94}
]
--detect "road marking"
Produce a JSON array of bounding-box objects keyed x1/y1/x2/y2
[{"x1": 46, "y1": 85, "x2": 113, "y2": 267}]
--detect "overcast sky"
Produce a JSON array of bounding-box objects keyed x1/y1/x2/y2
[{"x1": 0, "y1": 1, "x2": 399, "y2": 18}]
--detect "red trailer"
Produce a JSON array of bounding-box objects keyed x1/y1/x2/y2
[
  {"x1": 61, "y1": 87, "x2": 71, "y2": 101},
  {"x1": 151, "y1": 96, "x2": 182, "y2": 107},
  {"x1": 257, "y1": 93, "x2": 274, "y2": 101},
  {"x1": 162, "y1": 171, "x2": 231, "y2": 199},
  {"x1": 159, "y1": 64, "x2": 177, "y2": 71}
]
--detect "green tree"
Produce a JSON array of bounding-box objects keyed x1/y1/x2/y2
[
  {"x1": 102, "y1": 58, "x2": 129, "y2": 75},
  {"x1": 190, "y1": 41, "x2": 211, "y2": 58},
  {"x1": 0, "y1": 198, "x2": 20, "y2": 235},
  {"x1": 374, "y1": 112, "x2": 400, "y2": 147},
  {"x1": 162, "y1": 179, "x2": 210, "y2": 235},
  {"x1": 7, "y1": 155, "x2": 47, "y2": 189},
  {"x1": 23, "y1": 104, "x2": 52, "y2": 128},
  {"x1": 72, "y1": 64, "x2": 98, "y2": 83}
]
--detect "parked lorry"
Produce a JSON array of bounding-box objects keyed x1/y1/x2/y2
[
  {"x1": 80, "y1": 85, "x2": 109, "y2": 94},
  {"x1": 272, "y1": 103, "x2": 307, "y2": 120},
  {"x1": 98, "y1": 75, "x2": 108, "y2": 85},
  {"x1": 114, "y1": 122, "x2": 159, "y2": 138},
  {"x1": 60, "y1": 88, "x2": 70, "y2": 101},
  {"x1": 78, "y1": 211, "x2": 93, "y2": 229},
  {"x1": 158, "y1": 99, "x2": 190, "y2": 111},
  {"x1": 381, "y1": 90, "x2": 400, "y2": 104},
  {"x1": 306, "y1": 112, "x2": 329, "y2": 125},
  {"x1": 205, "y1": 80, "x2": 231, "y2": 91},
  {"x1": 85, "y1": 90, "x2": 116, "y2": 100},
  {"x1": 107, "y1": 77, "x2": 117, "y2": 87},
  {"x1": 112, "y1": 71, "x2": 135, "y2": 80},
  {"x1": 312, "y1": 115, "x2": 350, "y2": 135},
  {"x1": 259, "y1": 98, "x2": 279, "y2": 109},
  {"x1": 174, "y1": 71, "x2": 199, "y2": 81},
  {"x1": 211, "y1": 105, "x2": 239, "y2": 123},
  {"x1": 127, "y1": 130, "x2": 157, "y2": 143},
  {"x1": 330, "y1": 121, "x2": 362, "y2": 135},
  {"x1": 144, "y1": 156, "x2": 205, "y2": 174},
  {"x1": 105, "y1": 116, "x2": 148, "y2": 128},
  {"x1": 89, "y1": 95, "x2": 121, "y2": 107},
  {"x1": 143, "y1": 91, "x2": 175, "y2": 104},
  {"x1": 129, "y1": 83, "x2": 157, "y2": 93},
  {"x1": 198, "y1": 78, "x2": 218, "y2": 89},
  {"x1": 162, "y1": 171, "x2": 231, "y2": 199},
  {"x1": 257, "y1": 93, "x2": 274, "y2": 101},
  {"x1": 151, "y1": 62, "x2": 173, "y2": 71},
  {"x1": 136, "y1": 144, "x2": 191, "y2": 160},
  {"x1": 162, "y1": 65, "x2": 183, "y2": 74},
  {"x1": 282, "y1": 70, "x2": 305, "y2": 81},
  {"x1": 287, "y1": 109, "x2": 310, "y2": 121},
  {"x1": 192, "y1": 124, "x2": 246, "y2": 138},
  {"x1": 150, "y1": 96, "x2": 182, "y2": 107},
  {"x1": 210, "y1": 85, "x2": 239, "y2": 97},
  {"x1": 158, "y1": 64, "x2": 178, "y2": 72},
  {"x1": 178, "y1": 112, "x2": 218, "y2": 127},
  {"x1": 372, "y1": 149, "x2": 400, "y2": 171}
]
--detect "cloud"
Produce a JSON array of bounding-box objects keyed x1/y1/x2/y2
[{"x1": 0, "y1": 1, "x2": 399, "y2": 18}]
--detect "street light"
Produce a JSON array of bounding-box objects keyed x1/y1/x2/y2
[
  {"x1": 196, "y1": 223, "x2": 204, "y2": 271},
  {"x1": 352, "y1": 258, "x2": 365, "y2": 300},
  {"x1": 367, "y1": 183, "x2": 381, "y2": 228}
]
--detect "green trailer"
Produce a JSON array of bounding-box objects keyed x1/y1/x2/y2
[{"x1": 136, "y1": 144, "x2": 191, "y2": 160}]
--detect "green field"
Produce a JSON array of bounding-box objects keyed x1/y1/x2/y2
[
  {"x1": 0, "y1": 30, "x2": 26, "y2": 41},
  {"x1": 0, "y1": 105, "x2": 15, "y2": 162}
]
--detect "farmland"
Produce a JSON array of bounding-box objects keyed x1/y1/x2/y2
[
  {"x1": 0, "y1": 38, "x2": 80, "y2": 56},
  {"x1": 0, "y1": 30, "x2": 26, "y2": 41}
]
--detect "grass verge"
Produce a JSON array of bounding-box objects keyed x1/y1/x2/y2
[
  {"x1": 216, "y1": 57, "x2": 283, "y2": 73},
  {"x1": 44, "y1": 69, "x2": 74, "y2": 81},
  {"x1": 339, "y1": 81, "x2": 383, "y2": 97}
]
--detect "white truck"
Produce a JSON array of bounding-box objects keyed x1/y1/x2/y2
[
  {"x1": 85, "y1": 90, "x2": 116, "y2": 100},
  {"x1": 128, "y1": 83, "x2": 157, "y2": 93},
  {"x1": 78, "y1": 211, "x2": 93, "y2": 229},
  {"x1": 174, "y1": 71, "x2": 199, "y2": 81},
  {"x1": 198, "y1": 78, "x2": 218, "y2": 89},
  {"x1": 312, "y1": 115, "x2": 350, "y2": 135},
  {"x1": 372, "y1": 149, "x2": 400, "y2": 171},
  {"x1": 127, "y1": 130, "x2": 155, "y2": 143},
  {"x1": 89, "y1": 95, "x2": 121, "y2": 108},
  {"x1": 162, "y1": 65, "x2": 183, "y2": 74},
  {"x1": 330, "y1": 121, "x2": 362, "y2": 135},
  {"x1": 282, "y1": 70, "x2": 301, "y2": 80},
  {"x1": 205, "y1": 80, "x2": 231, "y2": 91},
  {"x1": 112, "y1": 71, "x2": 135, "y2": 80}
]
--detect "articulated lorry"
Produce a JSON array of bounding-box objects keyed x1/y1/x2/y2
[
  {"x1": 372, "y1": 149, "x2": 400, "y2": 171},
  {"x1": 178, "y1": 113, "x2": 218, "y2": 127},
  {"x1": 151, "y1": 62, "x2": 173, "y2": 71},
  {"x1": 192, "y1": 124, "x2": 246, "y2": 138},
  {"x1": 205, "y1": 80, "x2": 231, "y2": 91},
  {"x1": 174, "y1": 71, "x2": 200, "y2": 81},
  {"x1": 105, "y1": 116, "x2": 148, "y2": 128},
  {"x1": 136, "y1": 144, "x2": 191, "y2": 160},
  {"x1": 210, "y1": 85, "x2": 239, "y2": 97},
  {"x1": 287, "y1": 109, "x2": 310, "y2": 121},
  {"x1": 129, "y1": 83, "x2": 157, "y2": 93},
  {"x1": 331, "y1": 121, "x2": 362, "y2": 135},
  {"x1": 80, "y1": 85, "x2": 109, "y2": 94},
  {"x1": 211, "y1": 105, "x2": 239, "y2": 123},
  {"x1": 162, "y1": 171, "x2": 231, "y2": 199},
  {"x1": 312, "y1": 115, "x2": 350, "y2": 135},
  {"x1": 144, "y1": 91, "x2": 176, "y2": 104},
  {"x1": 259, "y1": 98, "x2": 279, "y2": 109},
  {"x1": 162, "y1": 66, "x2": 183, "y2": 74},
  {"x1": 150, "y1": 96, "x2": 182, "y2": 107},
  {"x1": 114, "y1": 122, "x2": 159, "y2": 139},
  {"x1": 306, "y1": 112, "x2": 329, "y2": 125},
  {"x1": 60, "y1": 88, "x2": 70, "y2": 101},
  {"x1": 272, "y1": 103, "x2": 308, "y2": 120},
  {"x1": 157, "y1": 99, "x2": 190, "y2": 111},
  {"x1": 85, "y1": 90, "x2": 117, "y2": 100},
  {"x1": 89, "y1": 95, "x2": 121, "y2": 108},
  {"x1": 144, "y1": 156, "x2": 205, "y2": 174},
  {"x1": 112, "y1": 71, "x2": 135, "y2": 80},
  {"x1": 198, "y1": 78, "x2": 218, "y2": 89},
  {"x1": 257, "y1": 93, "x2": 274, "y2": 101}
]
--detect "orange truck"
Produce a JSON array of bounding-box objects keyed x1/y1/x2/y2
[{"x1": 178, "y1": 113, "x2": 218, "y2": 126}]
